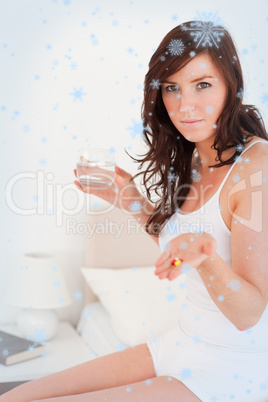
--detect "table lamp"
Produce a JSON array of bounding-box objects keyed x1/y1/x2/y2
[{"x1": 5, "y1": 253, "x2": 73, "y2": 341}]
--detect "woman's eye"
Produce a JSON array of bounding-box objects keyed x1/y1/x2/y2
[
  {"x1": 197, "y1": 82, "x2": 211, "y2": 89},
  {"x1": 165, "y1": 85, "x2": 179, "y2": 92}
]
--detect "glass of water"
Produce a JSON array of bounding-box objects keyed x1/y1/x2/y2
[{"x1": 76, "y1": 147, "x2": 116, "y2": 189}]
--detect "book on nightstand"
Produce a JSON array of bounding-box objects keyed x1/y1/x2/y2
[{"x1": 0, "y1": 330, "x2": 45, "y2": 366}]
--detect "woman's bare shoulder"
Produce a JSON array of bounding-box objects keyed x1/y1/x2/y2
[
  {"x1": 242, "y1": 136, "x2": 268, "y2": 168},
  {"x1": 227, "y1": 136, "x2": 268, "y2": 234},
  {"x1": 226, "y1": 136, "x2": 268, "y2": 207}
]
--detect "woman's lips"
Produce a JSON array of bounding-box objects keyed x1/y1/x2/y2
[{"x1": 180, "y1": 119, "x2": 204, "y2": 126}]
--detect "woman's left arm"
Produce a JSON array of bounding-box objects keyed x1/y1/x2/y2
[{"x1": 155, "y1": 146, "x2": 268, "y2": 331}]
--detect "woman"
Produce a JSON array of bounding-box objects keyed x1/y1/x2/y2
[{"x1": 2, "y1": 21, "x2": 268, "y2": 402}]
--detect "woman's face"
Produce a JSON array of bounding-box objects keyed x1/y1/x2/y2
[{"x1": 161, "y1": 53, "x2": 227, "y2": 144}]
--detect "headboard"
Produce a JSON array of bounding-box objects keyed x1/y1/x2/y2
[{"x1": 84, "y1": 206, "x2": 161, "y2": 303}]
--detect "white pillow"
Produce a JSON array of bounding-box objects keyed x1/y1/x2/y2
[{"x1": 81, "y1": 266, "x2": 187, "y2": 346}]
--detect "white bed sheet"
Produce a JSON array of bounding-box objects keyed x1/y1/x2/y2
[{"x1": 76, "y1": 302, "x2": 128, "y2": 358}]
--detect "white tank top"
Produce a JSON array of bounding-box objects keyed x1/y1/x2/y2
[{"x1": 159, "y1": 139, "x2": 268, "y2": 351}]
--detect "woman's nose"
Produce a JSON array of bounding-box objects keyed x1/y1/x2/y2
[
  {"x1": 179, "y1": 106, "x2": 195, "y2": 114},
  {"x1": 178, "y1": 93, "x2": 195, "y2": 114}
]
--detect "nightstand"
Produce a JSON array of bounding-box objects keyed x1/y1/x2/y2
[{"x1": 0, "y1": 322, "x2": 94, "y2": 386}]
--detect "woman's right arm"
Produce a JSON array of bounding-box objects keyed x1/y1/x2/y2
[{"x1": 74, "y1": 165, "x2": 159, "y2": 245}]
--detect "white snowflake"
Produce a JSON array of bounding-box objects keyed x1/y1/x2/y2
[
  {"x1": 191, "y1": 169, "x2": 202, "y2": 182},
  {"x1": 226, "y1": 280, "x2": 241, "y2": 291},
  {"x1": 168, "y1": 171, "x2": 176, "y2": 183},
  {"x1": 150, "y1": 79, "x2": 161, "y2": 89},
  {"x1": 127, "y1": 119, "x2": 143, "y2": 139},
  {"x1": 129, "y1": 201, "x2": 143, "y2": 212},
  {"x1": 182, "y1": 13, "x2": 224, "y2": 49},
  {"x1": 145, "y1": 379, "x2": 153, "y2": 386},
  {"x1": 236, "y1": 144, "x2": 244, "y2": 152},
  {"x1": 69, "y1": 62, "x2": 78, "y2": 70},
  {"x1": 70, "y1": 87, "x2": 86, "y2": 102},
  {"x1": 28, "y1": 329, "x2": 47, "y2": 343},
  {"x1": 167, "y1": 39, "x2": 185, "y2": 56},
  {"x1": 234, "y1": 155, "x2": 243, "y2": 164},
  {"x1": 180, "y1": 368, "x2": 192, "y2": 381},
  {"x1": 236, "y1": 88, "x2": 244, "y2": 99},
  {"x1": 73, "y1": 290, "x2": 83, "y2": 300},
  {"x1": 232, "y1": 174, "x2": 240, "y2": 183},
  {"x1": 195, "y1": 11, "x2": 222, "y2": 25},
  {"x1": 261, "y1": 93, "x2": 268, "y2": 104},
  {"x1": 181, "y1": 262, "x2": 192, "y2": 274}
]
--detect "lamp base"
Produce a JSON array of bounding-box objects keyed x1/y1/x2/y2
[{"x1": 17, "y1": 309, "x2": 59, "y2": 341}]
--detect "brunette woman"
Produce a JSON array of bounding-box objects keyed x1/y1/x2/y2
[{"x1": 2, "y1": 20, "x2": 268, "y2": 402}]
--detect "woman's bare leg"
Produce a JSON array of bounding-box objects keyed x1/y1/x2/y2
[
  {"x1": 33, "y1": 377, "x2": 201, "y2": 402},
  {"x1": 0, "y1": 344, "x2": 155, "y2": 402}
]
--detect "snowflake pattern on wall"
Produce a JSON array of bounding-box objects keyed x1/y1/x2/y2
[{"x1": 167, "y1": 39, "x2": 185, "y2": 55}]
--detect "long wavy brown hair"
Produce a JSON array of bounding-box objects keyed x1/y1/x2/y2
[{"x1": 130, "y1": 21, "x2": 268, "y2": 237}]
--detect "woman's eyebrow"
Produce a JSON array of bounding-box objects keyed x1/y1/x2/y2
[
  {"x1": 191, "y1": 75, "x2": 214, "y2": 83},
  {"x1": 162, "y1": 75, "x2": 214, "y2": 85}
]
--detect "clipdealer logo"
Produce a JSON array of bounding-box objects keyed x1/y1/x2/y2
[
  {"x1": 5, "y1": 170, "x2": 117, "y2": 226},
  {"x1": 227, "y1": 170, "x2": 263, "y2": 232},
  {"x1": 66, "y1": 217, "x2": 147, "y2": 239},
  {"x1": 5, "y1": 169, "x2": 265, "y2": 233}
]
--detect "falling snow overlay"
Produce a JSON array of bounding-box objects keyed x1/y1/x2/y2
[
  {"x1": 194, "y1": 10, "x2": 222, "y2": 25},
  {"x1": 129, "y1": 201, "x2": 143, "y2": 212},
  {"x1": 191, "y1": 169, "x2": 202, "y2": 182},
  {"x1": 168, "y1": 171, "x2": 176, "y2": 183},
  {"x1": 127, "y1": 119, "x2": 143, "y2": 139},
  {"x1": 73, "y1": 290, "x2": 83, "y2": 300},
  {"x1": 150, "y1": 79, "x2": 161, "y2": 89},
  {"x1": 182, "y1": 19, "x2": 225, "y2": 49},
  {"x1": 1, "y1": 4, "x2": 268, "y2": 399},
  {"x1": 90, "y1": 34, "x2": 99, "y2": 46},
  {"x1": 261, "y1": 93, "x2": 268, "y2": 104},
  {"x1": 227, "y1": 280, "x2": 241, "y2": 291},
  {"x1": 167, "y1": 39, "x2": 185, "y2": 56},
  {"x1": 236, "y1": 144, "x2": 244, "y2": 152},
  {"x1": 30, "y1": 329, "x2": 47, "y2": 343},
  {"x1": 180, "y1": 368, "x2": 192, "y2": 381},
  {"x1": 171, "y1": 14, "x2": 179, "y2": 22},
  {"x1": 70, "y1": 87, "x2": 86, "y2": 102},
  {"x1": 236, "y1": 88, "x2": 244, "y2": 99}
]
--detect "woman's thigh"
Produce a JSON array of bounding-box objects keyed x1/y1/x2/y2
[
  {"x1": 83, "y1": 342, "x2": 157, "y2": 390},
  {"x1": 1, "y1": 344, "x2": 156, "y2": 401},
  {"x1": 34, "y1": 376, "x2": 201, "y2": 402}
]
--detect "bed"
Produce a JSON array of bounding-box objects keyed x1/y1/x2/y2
[
  {"x1": 0, "y1": 208, "x2": 187, "y2": 395},
  {"x1": 75, "y1": 207, "x2": 187, "y2": 358}
]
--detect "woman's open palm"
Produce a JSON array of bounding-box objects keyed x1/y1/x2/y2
[{"x1": 155, "y1": 232, "x2": 218, "y2": 281}]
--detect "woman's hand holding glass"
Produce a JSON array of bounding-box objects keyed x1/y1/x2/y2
[{"x1": 74, "y1": 149, "x2": 146, "y2": 213}]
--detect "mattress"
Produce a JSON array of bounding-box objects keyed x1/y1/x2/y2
[{"x1": 76, "y1": 301, "x2": 128, "y2": 357}]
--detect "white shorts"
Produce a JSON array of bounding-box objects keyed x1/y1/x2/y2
[{"x1": 146, "y1": 324, "x2": 268, "y2": 402}]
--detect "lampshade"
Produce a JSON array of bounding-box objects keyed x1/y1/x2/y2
[
  {"x1": 5, "y1": 253, "x2": 73, "y2": 341},
  {"x1": 5, "y1": 253, "x2": 72, "y2": 309}
]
